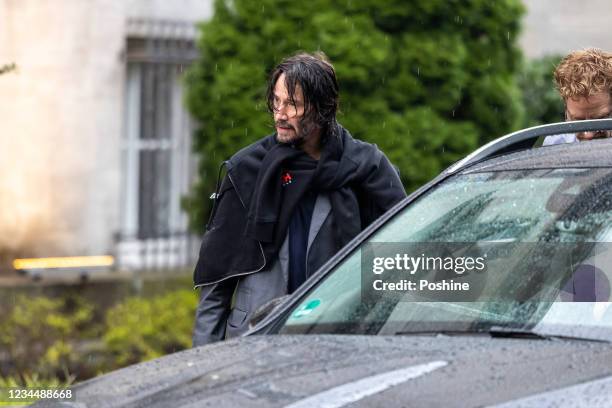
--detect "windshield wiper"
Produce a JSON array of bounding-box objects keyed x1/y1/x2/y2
[
  {"x1": 487, "y1": 326, "x2": 607, "y2": 342},
  {"x1": 395, "y1": 326, "x2": 606, "y2": 342},
  {"x1": 487, "y1": 326, "x2": 549, "y2": 339},
  {"x1": 394, "y1": 330, "x2": 490, "y2": 337}
]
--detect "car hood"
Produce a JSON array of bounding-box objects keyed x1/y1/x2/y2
[{"x1": 46, "y1": 334, "x2": 612, "y2": 408}]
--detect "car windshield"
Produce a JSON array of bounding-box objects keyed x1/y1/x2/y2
[{"x1": 278, "y1": 167, "x2": 612, "y2": 341}]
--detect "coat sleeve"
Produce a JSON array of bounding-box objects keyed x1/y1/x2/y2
[
  {"x1": 358, "y1": 153, "x2": 407, "y2": 228},
  {"x1": 192, "y1": 277, "x2": 238, "y2": 347}
]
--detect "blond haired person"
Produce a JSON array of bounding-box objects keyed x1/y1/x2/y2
[{"x1": 544, "y1": 48, "x2": 612, "y2": 146}]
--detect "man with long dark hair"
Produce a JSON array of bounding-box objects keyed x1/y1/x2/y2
[{"x1": 192, "y1": 52, "x2": 406, "y2": 346}]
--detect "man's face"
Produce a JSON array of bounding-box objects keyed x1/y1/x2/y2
[
  {"x1": 565, "y1": 91, "x2": 612, "y2": 140},
  {"x1": 272, "y1": 73, "x2": 317, "y2": 145}
]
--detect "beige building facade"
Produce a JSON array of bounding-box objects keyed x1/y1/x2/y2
[{"x1": 0, "y1": 0, "x2": 212, "y2": 270}]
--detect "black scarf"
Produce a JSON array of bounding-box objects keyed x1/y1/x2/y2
[
  {"x1": 245, "y1": 142, "x2": 317, "y2": 259},
  {"x1": 243, "y1": 125, "x2": 363, "y2": 262}
]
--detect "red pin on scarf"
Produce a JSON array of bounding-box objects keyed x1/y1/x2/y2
[{"x1": 281, "y1": 171, "x2": 293, "y2": 187}]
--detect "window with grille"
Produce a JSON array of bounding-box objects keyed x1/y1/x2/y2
[{"x1": 119, "y1": 20, "x2": 199, "y2": 269}]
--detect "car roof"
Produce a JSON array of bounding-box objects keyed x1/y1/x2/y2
[{"x1": 461, "y1": 138, "x2": 612, "y2": 174}]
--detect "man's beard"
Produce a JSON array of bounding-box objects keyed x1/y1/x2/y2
[{"x1": 275, "y1": 118, "x2": 318, "y2": 146}]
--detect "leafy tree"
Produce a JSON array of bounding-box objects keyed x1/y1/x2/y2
[
  {"x1": 518, "y1": 55, "x2": 564, "y2": 127},
  {"x1": 184, "y1": 0, "x2": 525, "y2": 230}
]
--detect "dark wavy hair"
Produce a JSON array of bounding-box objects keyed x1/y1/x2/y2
[{"x1": 266, "y1": 51, "x2": 339, "y2": 136}]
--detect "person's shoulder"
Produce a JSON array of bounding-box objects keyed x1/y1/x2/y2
[
  {"x1": 227, "y1": 134, "x2": 276, "y2": 169},
  {"x1": 339, "y1": 125, "x2": 384, "y2": 162},
  {"x1": 338, "y1": 125, "x2": 401, "y2": 179}
]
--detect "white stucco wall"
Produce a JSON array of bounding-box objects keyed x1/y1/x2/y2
[
  {"x1": 520, "y1": 0, "x2": 612, "y2": 58},
  {"x1": 0, "y1": 0, "x2": 211, "y2": 258}
]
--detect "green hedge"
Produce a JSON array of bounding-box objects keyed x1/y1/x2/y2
[
  {"x1": 0, "y1": 295, "x2": 94, "y2": 380},
  {"x1": 518, "y1": 55, "x2": 564, "y2": 127},
  {"x1": 183, "y1": 0, "x2": 526, "y2": 231},
  {"x1": 103, "y1": 290, "x2": 198, "y2": 366},
  {"x1": 0, "y1": 289, "x2": 198, "y2": 386}
]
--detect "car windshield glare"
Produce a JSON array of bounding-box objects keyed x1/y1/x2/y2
[{"x1": 279, "y1": 168, "x2": 612, "y2": 342}]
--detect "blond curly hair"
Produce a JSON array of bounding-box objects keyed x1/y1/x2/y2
[{"x1": 554, "y1": 48, "x2": 612, "y2": 100}]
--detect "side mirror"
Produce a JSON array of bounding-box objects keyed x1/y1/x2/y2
[{"x1": 249, "y1": 295, "x2": 290, "y2": 329}]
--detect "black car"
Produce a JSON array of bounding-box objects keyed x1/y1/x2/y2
[{"x1": 37, "y1": 120, "x2": 612, "y2": 408}]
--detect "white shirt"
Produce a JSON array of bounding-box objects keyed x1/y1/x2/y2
[{"x1": 542, "y1": 133, "x2": 577, "y2": 146}]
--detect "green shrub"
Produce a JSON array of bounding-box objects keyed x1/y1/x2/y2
[
  {"x1": 0, "y1": 372, "x2": 75, "y2": 389},
  {"x1": 183, "y1": 0, "x2": 526, "y2": 230},
  {"x1": 103, "y1": 290, "x2": 198, "y2": 366},
  {"x1": 0, "y1": 295, "x2": 94, "y2": 380},
  {"x1": 0, "y1": 285, "x2": 198, "y2": 384}
]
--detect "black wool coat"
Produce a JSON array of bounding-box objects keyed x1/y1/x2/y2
[{"x1": 193, "y1": 127, "x2": 406, "y2": 287}]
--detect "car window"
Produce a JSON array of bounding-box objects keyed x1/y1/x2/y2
[{"x1": 278, "y1": 168, "x2": 612, "y2": 341}]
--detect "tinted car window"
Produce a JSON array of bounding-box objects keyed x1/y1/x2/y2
[{"x1": 279, "y1": 168, "x2": 612, "y2": 340}]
